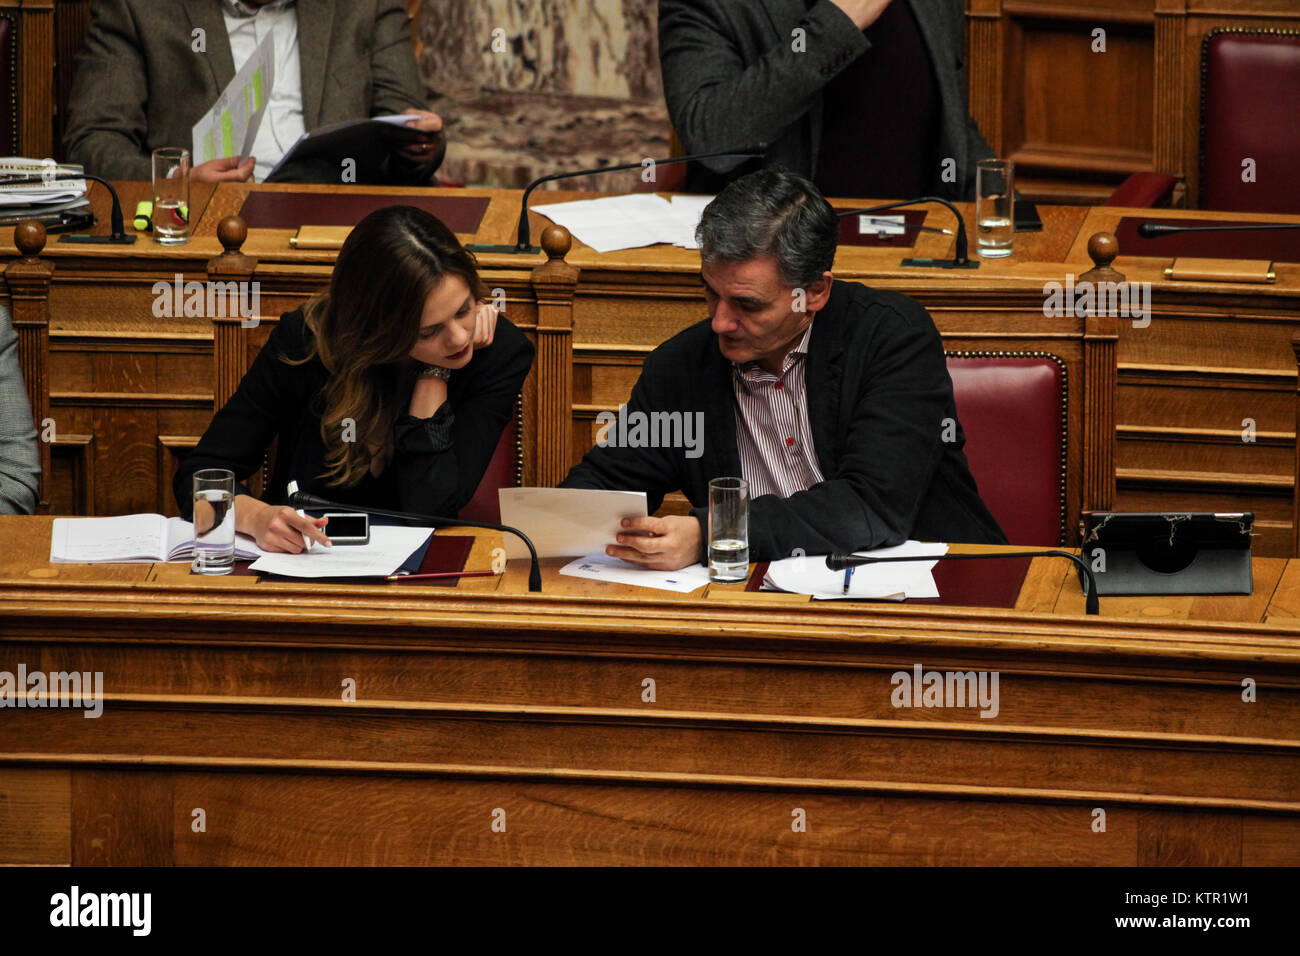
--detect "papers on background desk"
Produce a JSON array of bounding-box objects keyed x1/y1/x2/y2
[
  {"x1": 192, "y1": 31, "x2": 275, "y2": 166},
  {"x1": 0, "y1": 158, "x2": 87, "y2": 208},
  {"x1": 532, "y1": 193, "x2": 714, "y2": 253},
  {"x1": 498, "y1": 488, "x2": 648, "y2": 559},
  {"x1": 764, "y1": 541, "x2": 949, "y2": 600},
  {"x1": 559, "y1": 554, "x2": 711, "y2": 593},
  {"x1": 248, "y1": 525, "x2": 432, "y2": 578}
]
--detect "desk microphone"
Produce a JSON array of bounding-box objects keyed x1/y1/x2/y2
[
  {"x1": 835, "y1": 197, "x2": 978, "y2": 269},
  {"x1": 468, "y1": 144, "x2": 768, "y2": 255},
  {"x1": 0, "y1": 167, "x2": 136, "y2": 245},
  {"x1": 287, "y1": 488, "x2": 543, "y2": 593},
  {"x1": 1136, "y1": 221, "x2": 1300, "y2": 238},
  {"x1": 825, "y1": 549, "x2": 1099, "y2": 615}
]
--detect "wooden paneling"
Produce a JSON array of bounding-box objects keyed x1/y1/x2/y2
[
  {"x1": 0, "y1": 768, "x2": 69, "y2": 864},
  {"x1": 966, "y1": 0, "x2": 1300, "y2": 206}
]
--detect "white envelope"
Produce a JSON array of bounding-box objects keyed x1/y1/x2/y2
[{"x1": 498, "y1": 488, "x2": 648, "y2": 559}]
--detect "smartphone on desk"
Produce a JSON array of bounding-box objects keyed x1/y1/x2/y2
[{"x1": 320, "y1": 512, "x2": 369, "y2": 545}]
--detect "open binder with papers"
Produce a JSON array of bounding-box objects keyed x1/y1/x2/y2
[{"x1": 50, "y1": 514, "x2": 264, "y2": 563}]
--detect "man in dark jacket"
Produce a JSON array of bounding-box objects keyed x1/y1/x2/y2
[
  {"x1": 561, "y1": 168, "x2": 1005, "y2": 570},
  {"x1": 658, "y1": 0, "x2": 996, "y2": 199}
]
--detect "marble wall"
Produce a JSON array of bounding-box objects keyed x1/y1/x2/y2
[{"x1": 417, "y1": 0, "x2": 669, "y2": 188}]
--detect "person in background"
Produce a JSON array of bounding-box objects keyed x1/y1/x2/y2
[
  {"x1": 174, "y1": 206, "x2": 533, "y2": 552},
  {"x1": 0, "y1": 304, "x2": 40, "y2": 515},
  {"x1": 65, "y1": 0, "x2": 444, "y2": 185},
  {"x1": 561, "y1": 168, "x2": 1004, "y2": 571},
  {"x1": 658, "y1": 0, "x2": 996, "y2": 199}
]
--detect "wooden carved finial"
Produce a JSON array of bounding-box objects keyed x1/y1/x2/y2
[
  {"x1": 1081, "y1": 231, "x2": 1124, "y2": 283},
  {"x1": 217, "y1": 215, "x2": 248, "y2": 255},
  {"x1": 14, "y1": 220, "x2": 47, "y2": 260},
  {"x1": 541, "y1": 224, "x2": 572, "y2": 261},
  {"x1": 209, "y1": 215, "x2": 256, "y2": 276}
]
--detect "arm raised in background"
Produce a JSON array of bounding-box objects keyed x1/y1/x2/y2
[{"x1": 657, "y1": 0, "x2": 877, "y2": 174}]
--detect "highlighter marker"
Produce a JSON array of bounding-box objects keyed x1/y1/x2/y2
[{"x1": 133, "y1": 201, "x2": 153, "y2": 232}]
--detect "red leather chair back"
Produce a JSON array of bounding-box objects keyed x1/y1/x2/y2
[
  {"x1": 1200, "y1": 30, "x2": 1300, "y2": 213},
  {"x1": 946, "y1": 354, "x2": 1066, "y2": 547},
  {"x1": 458, "y1": 411, "x2": 520, "y2": 525}
]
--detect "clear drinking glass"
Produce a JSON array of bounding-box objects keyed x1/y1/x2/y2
[
  {"x1": 152, "y1": 147, "x2": 191, "y2": 245},
  {"x1": 975, "y1": 158, "x2": 1014, "y2": 258},
  {"x1": 708, "y1": 477, "x2": 749, "y2": 583},
  {"x1": 192, "y1": 468, "x2": 235, "y2": 575}
]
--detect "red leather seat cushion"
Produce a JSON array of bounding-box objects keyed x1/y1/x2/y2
[
  {"x1": 458, "y1": 414, "x2": 518, "y2": 525},
  {"x1": 946, "y1": 356, "x2": 1065, "y2": 546},
  {"x1": 1201, "y1": 32, "x2": 1300, "y2": 214}
]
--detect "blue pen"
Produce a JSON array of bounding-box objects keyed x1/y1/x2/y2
[{"x1": 842, "y1": 565, "x2": 854, "y2": 595}]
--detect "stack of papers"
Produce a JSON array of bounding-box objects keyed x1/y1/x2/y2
[
  {"x1": 763, "y1": 541, "x2": 949, "y2": 601},
  {"x1": 0, "y1": 158, "x2": 89, "y2": 221},
  {"x1": 532, "y1": 193, "x2": 714, "y2": 253},
  {"x1": 498, "y1": 487, "x2": 648, "y2": 559},
  {"x1": 50, "y1": 514, "x2": 264, "y2": 564}
]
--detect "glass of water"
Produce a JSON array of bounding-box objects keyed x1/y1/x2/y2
[
  {"x1": 975, "y1": 158, "x2": 1014, "y2": 258},
  {"x1": 192, "y1": 468, "x2": 235, "y2": 575},
  {"x1": 708, "y1": 477, "x2": 749, "y2": 583},
  {"x1": 152, "y1": 147, "x2": 190, "y2": 245}
]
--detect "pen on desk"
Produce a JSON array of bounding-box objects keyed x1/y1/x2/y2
[
  {"x1": 842, "y1": 565, "x2": 854, "y2": 595},
  {"x1": 385, "y1": 570, "x2": 499, "y2": 582}
]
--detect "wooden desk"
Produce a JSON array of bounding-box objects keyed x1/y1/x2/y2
[{"x1": 1, "y1": 516, "x2": 1297, "y2": 865}]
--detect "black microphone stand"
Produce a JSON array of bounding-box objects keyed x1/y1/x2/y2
[
  {"x1": 0, "y1": 169, "x2": 138, "y2": 245},
  {"x1": 835, "y1": 197, "x2": 979, "y2": 269},
  {"x1": 290, "y1": 491, "x2": 543, "y2": 593},
  {"x1": 827, "y1": 550, "x2": 1099, "y2": 615},
  {"x1": 468, "y1": 146, "x2": 767, "y2": 255}
]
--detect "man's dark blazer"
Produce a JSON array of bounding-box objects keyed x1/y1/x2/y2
[
  {"x1": 561, "y1": 281, "x2": 1006, "y2": 562},
  {"x1": 65, "y1": 0, "x2": 441, "y2": 184},
  {"x1": 658, "y1": 0, "x2": 996, "y2": 199},
  {"x1": 173, "y1": 310, "x2": 534, "y2": 522}
]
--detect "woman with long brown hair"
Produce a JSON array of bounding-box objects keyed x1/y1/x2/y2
[{"x1": 175, "y1": 205, "x2": 533, "y2": 552}]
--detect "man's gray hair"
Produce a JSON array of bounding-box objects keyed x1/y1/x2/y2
[{"x1": 695, "y1": 167, "x2": 838, "y2": 289}]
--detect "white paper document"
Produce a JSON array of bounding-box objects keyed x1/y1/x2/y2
[
  {"x1": 559, "y1": 554, "x2": 711, "y2": 593},
  {"x1": 50, "y1": 514, "x2": 265, "y2": 564},
  {"x1": 532, "y1": 193, "x2": 716, "y2": 254},
  {"x1": 764, "y1": 541, "x2": 949, "y2": 601},
  {"x1": 247, "y1": 525, "x2": 432, "y2": 578},
  {"x1": 498, "y1": 488, "x2": 648, "y2": 559},
  {"x1": 191, "y1": 31, "x2": 275, "y2": 165}
]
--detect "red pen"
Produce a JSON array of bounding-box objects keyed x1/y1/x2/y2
[{"x1": 384, "y1": 570, "x2": 498, "y2": 582}]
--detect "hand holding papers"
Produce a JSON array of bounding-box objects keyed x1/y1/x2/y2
[
  {"x1": 764, "y1": 541, "x2": 949, "y2": 600},
  {"x1": 498, "y1": 488, "x2": 648, "y2": 559}
]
